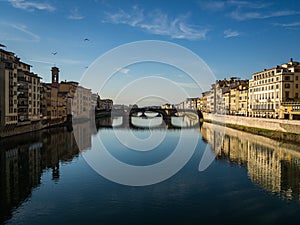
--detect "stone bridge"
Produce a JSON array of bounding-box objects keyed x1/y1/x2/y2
[
  {"x1": 129, "y1": 107, "x2": 203, "y2": 119},
  {"x1": 96, "y1": 107, "x2": 203, "y2": 129}
]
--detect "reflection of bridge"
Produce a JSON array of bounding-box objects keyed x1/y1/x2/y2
[{"x1": 96, "y1": 107, "x2": 203, "y2": 129}]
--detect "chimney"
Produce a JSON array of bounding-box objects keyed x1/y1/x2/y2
[{"x1": 290, "y1": 58, "x2": 293, "y2": 62}]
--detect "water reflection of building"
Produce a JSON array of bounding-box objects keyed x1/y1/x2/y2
[
  {"x1": 72, "y1": 120, "x2": 93, "y2": 151},
  {"x1": 201, "y1": 123, "x2": 300, "y2": 201},
  {"x1": 0, "y1": 128, "x2": 80, "y2": 224},
  {"x1": 247, "y1": 144, "x2": 281, "y2": 194}
]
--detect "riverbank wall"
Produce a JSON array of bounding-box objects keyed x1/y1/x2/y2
[
  {"x1": 0, "y1": 118, "x2": 69, "y2": 138},
  {"x1": 202, "y1": 112, "x2": 300, "y2": 143}
]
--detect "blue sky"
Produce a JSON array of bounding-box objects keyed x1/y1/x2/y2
[{"x1": 1, "y1": 0, "x2": 300, "y2": 102}]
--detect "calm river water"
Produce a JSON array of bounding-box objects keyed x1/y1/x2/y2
[{"x1": 1, "y1": 118, "x2": 300, "y2": 225}]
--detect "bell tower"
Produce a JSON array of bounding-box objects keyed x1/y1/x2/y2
[{"x1": 51, "y1": 66, "x2": 59, "y2": 85}]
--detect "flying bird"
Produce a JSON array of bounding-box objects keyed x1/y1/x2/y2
[
  {"x1": 52, "y1": 52, "x2": 58, "y2": 55},
  {"x1": 84, "y1": 38, "x2": 90, "y2": 41}
]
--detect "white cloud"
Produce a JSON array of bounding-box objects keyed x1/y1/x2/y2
[
  {"x1": 29, "y1": 57, "x2": 85, "y2": 66},
  {"x1": 224, "y1": 29, "x2": 240, "y2": 38},
  {"x1": 230, "y1": 10, "x2": 300, "y2": 21},
  {"x1": 103, "y1": 6, "x2": 209, "y2": 41},
  {"x1": 12, "y1": 24, "x2": 40, "y2": 41},
  {"x1": 198, "y1": 0, "x2": 271, "y2": 11},
  {"x1": 226, "y1": 0, "x2": 271, "y2": 9},
  {"x1": 68, "y1": 7, "x2": 84, "y2": 20},
  {"x1": 28, "y1": 59, "x2": 53, "y2": 65},
  {"x1": 198, "y1": 1, "x2": 226, "y2": 11},
  {"x1": 273, "y1": 22, "x2": 300, "y2": 27},
  {"x1": 8, "y1": 0, "x2": 55, "y2": 12}
]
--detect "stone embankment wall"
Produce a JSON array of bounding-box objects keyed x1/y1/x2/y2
[
  {"x1": 203, "y1": 113, "x2": 300, "y2": 135},
  {"x1": 0, "y1": 119, "x2": 67, "y2": 138}
]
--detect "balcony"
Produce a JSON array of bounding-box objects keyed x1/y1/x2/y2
[
  {"x1": 281, "y1": 101, "x2": 300, "y2": 106},
  {"x1": 252, "y1": 109, "x2": 275, "y2": 112},
  {"x1": 17, "y1": 85, "x2": 28, "y2": 91},
  {"x1": 18, "y1": 93, "x2": 28, "y2": 99},
  {"x1": 17, "y1": 77, "x2": 29, "y2": 83},
  {"x1": 18, "y1": 102, "x2": 28, "y2": 108}
]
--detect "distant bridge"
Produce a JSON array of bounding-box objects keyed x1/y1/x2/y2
[
  {"x1": 129, "y1": 107, "x2": 203, "y2": 119},
  {"x1": 96, "y1": 107, "x2": 203, "y2": 129}
]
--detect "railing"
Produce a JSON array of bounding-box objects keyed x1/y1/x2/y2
[
  {"x1": 281, "y1": 101, "x2": 300, "y2": 105},
  {"x1": 17, "y1": 77, "x2": 29, "y2": 82},
  {"x1": 17, "y1": 85, "x2": 28, "y2": 90},
  {"x1": 251, "y1": 109, "x2": 275, "y2": 112},
  {"x1": 18, "y1": 103, "x2": 29, "y2": 107},
  {"x1": 18, "y1": 94, "x2": 28, "y2": 98}
]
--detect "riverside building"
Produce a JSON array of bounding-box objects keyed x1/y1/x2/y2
[
  {"x1": 248, "y1": 58, "x2": 300, "y2": 119},
  {"x1": 0, "y1": 48, "x2": 41, "y2": 127}
]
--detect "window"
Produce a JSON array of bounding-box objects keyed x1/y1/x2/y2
[
  {"x1": 276, "y1": 77, "x2": 279, "y2": 81},
  {"x1": 296, "y1": 84, "x2": 299, "y2": 89},
  {"x1": 285, "y1": 83, "x2": 291, "y2": 88},
  {"x1": 296, "y1": 93, "x2": 299, "y2": 99},
  {"x1": 296, "y1": 76, "x2": 299, "y2": 81},
  {"x1": 276, "y1": 84, "x2": 279, "y2": 89},
  {"x1": 285, "y1": 91, "x2": 290, "y2": 99},
  {"x1": 285, "y1": 76, "x2": 290, "y2": 81}
]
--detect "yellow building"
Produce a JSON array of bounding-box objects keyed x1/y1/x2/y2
[
  {"x1": 238, "y1": 85, "x2": 248, "y2": 116},
  {"x1": 229, "y1": 87, "x2": 238, "y2": 115},
  {"x1": 222, "y1": 90, "x2": 230, "y2": 114},
  {"x1": 280, "y1": 102, "x2": 300, "y2": 120},
  {"x1": 201, "y1": 91, "x2": 209, "y2": 112},
  {"x1": 41, "y1": 67, "x2": 80, "y2": 121},
  {"x1": 196, "y1": 97, "x2": 202, "y2": 111},
  {"x1": 248, "y1": 58, "x2": 300, "y2": 119}
]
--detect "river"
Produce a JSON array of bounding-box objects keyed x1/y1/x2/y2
[{"x1": 1, "y1": 117, "x2": 300, "y2": 225}]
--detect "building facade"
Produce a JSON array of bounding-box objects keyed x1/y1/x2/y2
[
  {"x1": 248, "y1": 58, "x2": 300, "y2": 119},
  {"x1": 0, "y1": 49, "x2": 18, "y2": 126},
  {"x1": 17, "y1": 62, "x2": 41, "y2": 122},
  {"x1": 72, "y1": 86, "x2": 92, "y2": 119},
  {"x1": 0, "y1": 48, "x2": 41, "y2": 127},
  {"x1": 96, "y1": 95, "x2": 113, "y2": 112}
]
